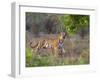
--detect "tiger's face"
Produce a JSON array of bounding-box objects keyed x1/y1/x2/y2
[{"x1": 59, "y1": 32, "x2": 66, "y2": 43}]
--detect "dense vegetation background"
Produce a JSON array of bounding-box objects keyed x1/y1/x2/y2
[{"x1": 26, "y1": 12, "x2": 89, "y2": 67}]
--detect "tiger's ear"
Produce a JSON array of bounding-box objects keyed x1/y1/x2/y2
[
  {"x1": 61, "y1": 32, "x2": 66, "y2": 39},
  {"x1": 63, "y1": 32, "x2": 66, "y2": 38}
]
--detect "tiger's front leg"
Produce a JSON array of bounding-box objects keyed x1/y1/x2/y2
[
  {"x1": 53, "y1": 47, "x2": 59, "y2": 57},
  {"x1": 61, "y1": 48, "x2": 65, "y2": 53}
]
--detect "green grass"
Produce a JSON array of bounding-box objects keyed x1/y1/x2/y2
[
  {"x1": 26, "y1": 48, "x2": 33, "y2": 67},
  {"x1": 26, "y1": 47, "x2": 89, "y2": 67}
]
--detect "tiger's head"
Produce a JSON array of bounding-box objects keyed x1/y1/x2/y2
[{"x1": 58, "y1": 32, "x2": 66, "y2": 43}]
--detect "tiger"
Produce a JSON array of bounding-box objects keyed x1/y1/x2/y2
[{"x1": 30, "y1": 32, "x2": 66, "y2": 57}]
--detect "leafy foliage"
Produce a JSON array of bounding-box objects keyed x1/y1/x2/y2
[
  {"x1": 59, "y1": 15, "x2": 89, "y2": 35},
  {"x1": 26, "y1": 45, "x2": 89, "y2": 67}
]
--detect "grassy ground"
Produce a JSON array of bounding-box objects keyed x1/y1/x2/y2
[{"x1": 26, "y1": 35, "x2": 89, "y2": 67}]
